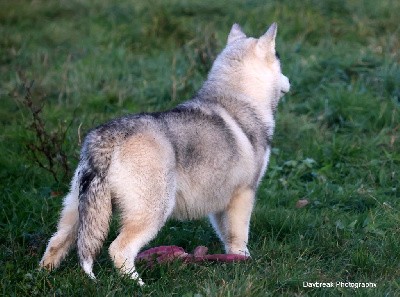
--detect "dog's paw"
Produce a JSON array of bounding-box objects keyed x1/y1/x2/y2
[
  {"x1": 130, "y1": 271, "x2": 145, "y2": 286},
  {"x1": 39, "y1": 257, "x2": 56, "y2": 271}
]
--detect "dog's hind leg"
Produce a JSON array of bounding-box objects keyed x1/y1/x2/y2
[
  {"x1": 108, "y1": 133, "x2": 176, "y2": 285},
  {"x1": 40, "y1": 171, "x2": 80, "y2": 270},
  {"x1": 209, "y1": 187, "x2": 254, "y2": 256},
  {"x1": 108, "y1": 212, "x2": 170, "y2": 285}
]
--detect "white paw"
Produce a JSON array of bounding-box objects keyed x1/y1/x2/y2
[
  {"x1": 130, "y1": 271, "x2": 145, "y2": 286},
  {"x1": 228, "y1": 246, "x2": 250, "y2": 257}
]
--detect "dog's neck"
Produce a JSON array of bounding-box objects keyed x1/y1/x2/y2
[
  {"x1": 194, "y1": 81, "x2": 276, "y2": 151},
  {"x1": 199, "y1": 75, "x2": 276, "y2": 124},
  {"x1": 203, "y1": 56, "x2": 279, "y2": 113}
]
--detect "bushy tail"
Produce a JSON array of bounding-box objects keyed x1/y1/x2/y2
[
  {"x1": 76, "y1": 161, "x2": 112, "y2": 278},
  {"x1": 40, "y1": 128, "x2": 115, "y2": 278},
  {"x1": 75, "y1": 126, "x2": 119, "y2": 278}
]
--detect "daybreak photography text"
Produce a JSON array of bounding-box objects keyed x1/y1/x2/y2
[{"x1": 303, "y1": 281, "x2": 377, "y2": 289}]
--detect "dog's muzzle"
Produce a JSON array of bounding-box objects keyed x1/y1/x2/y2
[{"x1": 280, "y1": 74, "x2": 290, "y2": 96}]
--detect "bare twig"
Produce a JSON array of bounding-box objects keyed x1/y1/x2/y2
[
  {"x1": 22, "y1": 81, "x2": 72, "y2": 183},
  {"x1": 77, "y1": 122, "x2": 83, "y2": 146}
]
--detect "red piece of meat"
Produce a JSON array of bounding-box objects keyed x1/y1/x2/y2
[{"x1": 136, "y1": 245, "x2": 249, "y2": 267}]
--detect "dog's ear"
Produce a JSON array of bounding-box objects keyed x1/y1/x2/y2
[
  {"x1": 256, "y1": 23, "x2": 277, "y2": 57},
  {"x1": 227, "y1": 24, "x2": 246, "y2": 44}
]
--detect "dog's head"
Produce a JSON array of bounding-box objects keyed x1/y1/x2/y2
[{"x1": 209, "y1": 23, "x2": 290, "y2": 112}]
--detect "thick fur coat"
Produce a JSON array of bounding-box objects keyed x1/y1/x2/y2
[{"x1": 40, "y1": 23, "x2": 290, "y2": 284}]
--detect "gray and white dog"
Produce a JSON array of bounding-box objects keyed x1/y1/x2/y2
[{"x1": 40, "y1": 23, "x2": 290, "y2": 284}]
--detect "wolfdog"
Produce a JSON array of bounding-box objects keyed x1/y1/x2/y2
[{"x1": 40, "y1": 23, "x2": 290, "y2": 284}]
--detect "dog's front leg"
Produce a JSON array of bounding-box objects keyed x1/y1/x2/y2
[{"x1": 209, "y1": 188, "x2": 254, "y2": 256}]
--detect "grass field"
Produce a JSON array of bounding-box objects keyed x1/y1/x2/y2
[{"x1": 1, "y1": 0, "x2": 399, "y2": 296}]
